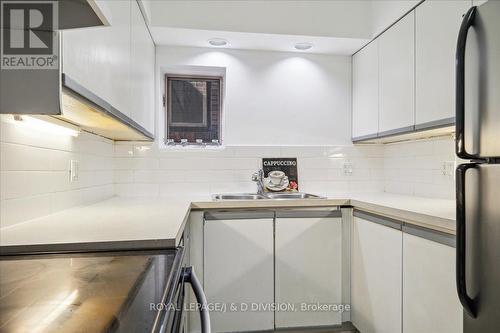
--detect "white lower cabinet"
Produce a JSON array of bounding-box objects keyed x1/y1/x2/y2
[
  {"x1": 402, "y1": 233, "x2": 463, "y2": 333},
  {"x1": 275, "y1": 214, "x2": 343, "y2": 328},
  {"x1": 351, "y1": 213, "x2": 462, "y2": 333},
  {"x1": 204, "y1": 215, "x2": 274, "y2": 332},
  {"x1": 203, "y1": 210, "x2": 461, "y2": 333},
  {"x1": 351, "y1": 215, "x2": 403, "y2": 333}
]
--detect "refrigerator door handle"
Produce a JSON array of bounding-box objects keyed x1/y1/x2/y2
[
  {"x1": 183, "y1": 266, "x2": 211, "y2": 333},
  {"x1": 456, "y1": 6, "x2": 478, "y2": 160},
  {"x1": 456, "y1": 163, "x2": 478, "y2": 318}
]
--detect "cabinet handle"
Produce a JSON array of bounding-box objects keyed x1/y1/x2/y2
[
  {"x1": 455, "y1": 6, "x2": 477, "y2": 160},
  {"x1": 456, "y1": 163, "x2": 477, "y2": 318}
]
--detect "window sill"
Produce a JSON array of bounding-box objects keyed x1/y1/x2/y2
[{"x1": 159, "y1": 143, "x2": 225, "y2": 151}]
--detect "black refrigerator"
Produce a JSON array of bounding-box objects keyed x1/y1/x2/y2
[{"x1": 455, "y1": 1, "x2": 500, "y2": 332}]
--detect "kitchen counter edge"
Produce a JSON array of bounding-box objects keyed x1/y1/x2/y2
[{"x1": 0, "y1": 195, "x2": 456, "y2": 255}]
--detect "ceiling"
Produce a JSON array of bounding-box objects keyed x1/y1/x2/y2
[
  {"x1": 141, "y1": 0, "x2": 419, "y2": 55},
  {"x1": 150, "y1": 27, "x2": 369, "y2": 56}
]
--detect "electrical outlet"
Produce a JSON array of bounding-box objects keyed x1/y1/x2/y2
[
  {"x1": 442, "y1": 161, "x2": 454, "y2": 176},
  {"x1": 343, "y1": 162, "x2": 353, "y2": 176},
  {"x1": 70, "y1": 160, "x2": 79, "y2": 182}
]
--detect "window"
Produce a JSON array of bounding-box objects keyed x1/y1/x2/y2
[{"x1": 165, "y1": 75, "x2": 222, "y2": 145}]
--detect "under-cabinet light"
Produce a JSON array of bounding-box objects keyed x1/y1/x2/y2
[{"x1": 11, "y1": 115, "x2": 80, "y2": 137}]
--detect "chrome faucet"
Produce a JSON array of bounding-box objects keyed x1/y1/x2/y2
[{"x1": 251, "y1": 169, "x2": 265, "y2": 195}]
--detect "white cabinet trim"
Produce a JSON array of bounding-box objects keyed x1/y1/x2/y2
[
  {"x1": 353, "y1": 209, "x2": 456, "y2": 247},
  {"x1": 414, "y1": 116, "x2": 456, "y2": 131},
  {"x1": 275, "y1": 210, "x2": 341, "y2": 218},
  {"x1": 204, "y1": 211, "x2": 275, "y2": 220},
  {"x1": 402, "y1": 224, "x2": 456, "y2": 248}
]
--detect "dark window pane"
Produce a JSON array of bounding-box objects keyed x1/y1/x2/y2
[
  {"x1": 166, "y1": 77, "x2": 221, "y2": 144},
  {"x1": 170, "y1": 80, "x2": 207, "y2": 126}
]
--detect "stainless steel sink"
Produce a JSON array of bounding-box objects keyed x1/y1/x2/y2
[
  {"x1": 212, "y1": 192, "x2": 325, "y2": 200},
  {"x1": 212, "y1": 193, "x2": 266, "y2": 200},
  {"x1": 264, "y1": 192, "x2": 325, "y2": 200}
]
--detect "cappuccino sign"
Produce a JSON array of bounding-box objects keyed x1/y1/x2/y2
[{"x1": 262, "y1": 158, "x2": 299, "y2": 192}]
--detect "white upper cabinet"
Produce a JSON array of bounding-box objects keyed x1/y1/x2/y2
[
  {"x1": 90, "y1": 0, "x2": 113, "y2": 25},
  {"x1": 62, "y1": 0, "x2": 155, "y2": 136},
  {"x1": 403, "y1": 233, "x2": 463, "y2": 333},
  {"x1": 131, "y1": 1, "x2": 155, "y2": 134},
  {"x1": 352, "y1": 40, "x2": 379, "y2": 139},
  {"x1": 351, "y1": 0, "x2": 473, "y2": 142},
  {"x1": 63, "y1": 0, "x2": 132, "y2": 117},
  {"x1": 379, "y1": 12, "x2": 415, "y2": 134},
  {"x1": 415, "y1": 0, "x2": 471, "y2": 127}
]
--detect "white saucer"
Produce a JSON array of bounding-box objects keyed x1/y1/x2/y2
[{"x1": 264, "y1": 177, "x2": 289, "y2": 191}]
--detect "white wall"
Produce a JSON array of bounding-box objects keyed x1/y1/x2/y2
[
  {"x1": 0, "y1": 117, "x2": 114, "y2": 228},
  {"x1": 156, "y1": 46, "x2": 352, "y2": 146},
  {"x1": 370, "y1": 0, "x2": 420, "y2": 36}
]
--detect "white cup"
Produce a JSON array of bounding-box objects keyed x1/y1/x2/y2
[{"x1": 269, "y1": 170, "x2": 286, "y2": 185}]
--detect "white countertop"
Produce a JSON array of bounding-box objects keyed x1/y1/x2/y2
[
  {"x1": 0, "y1": 193, "x2": 456, "y2": 252},
  {"x1": 0, "y1": 197, "x2": 193, "y2": 250},
  {"x1": 349, "y1": 193, "x2": 455, "y2": 234}
]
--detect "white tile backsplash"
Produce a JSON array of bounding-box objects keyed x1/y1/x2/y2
[
  {"x1": 113, "y1": 144, "x2": 386, "y2": 198},
  {"x1": 382, "y1": 136, "x2": 456, "y2": 199},
  {"x1": 112, "y1": 139, "x2": 456, "y2": 200},
  {"x1": 0, "y1": 114, "x2": 457, "y2": 229},
  {"x1": 0, "y1": 119, "x2": 114, "y2": 227}
]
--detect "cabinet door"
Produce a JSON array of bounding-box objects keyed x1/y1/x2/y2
[
  {"x1": 204, "y1": 218, "x2": 274, "y2": 332},
  {"x1": 352, "y1": 40, "x2": 379, "y2": 139},
  {"x1": 62, "y1": 0, "x2": 131, "y2": 117},
  {"x1": 351, "y1": 216, "x2": 402, "y2": 333},
  {"x1": 403, "y1": 233, "x2": 463, "y2": 333},
  {"x1": 130, "y1": 2, "x2": 155, "y2": 134},
  {"x1": 415, "y1": 0, "x2": 471, "y2": 127},
  {"x1": 275, "y1": 216, "x2": 343, "y2": 328},
  {"x1": 379, "y1": 12, "x2": 415, "y2": 134}
]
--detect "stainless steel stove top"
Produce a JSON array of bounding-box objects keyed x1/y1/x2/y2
[{"x1": 0, "y1": 250, "x2": 177, "y2": 333}]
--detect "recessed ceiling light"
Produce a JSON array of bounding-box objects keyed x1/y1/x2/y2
[
  {"x1": 208, "y1": 38, "x2": 228, "y2": 47},
  {"x1": 294, "y1": 42, "x2": 313, "y2": 51}
]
